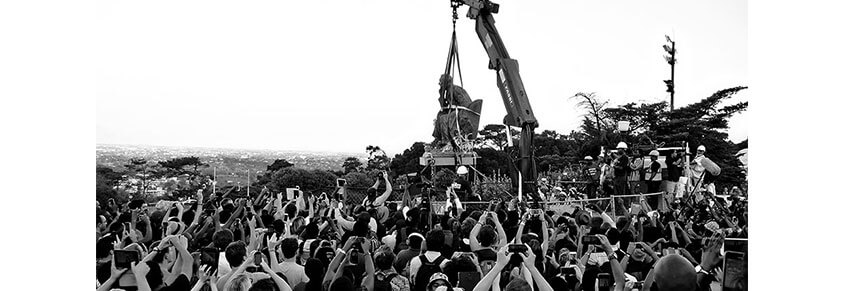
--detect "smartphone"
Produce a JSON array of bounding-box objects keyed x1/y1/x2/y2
[
  {"x1": 254, "y1": 252, "x2": 263, "y2": 266},
  {"x1": 285, "y1": 188, "x2": 297, "y2": 200},
  {"x1": 508, "y1": 244, "x2": 529, "y2": 254},
  {"x1": 597, "y1": 273, "x2": 612, "y2": 291},
  {"x1": 581, "y1": 235, "x2": 601, "y2": 246},
  {"x1": 199, "y1": 247, "x2": 219, "y2": 273},
  {"x1": 722, "y1": 251, "x2": 746, "y2": 291},
  {"x1": 113, "y1": 250, "x2": 140, "y2": 269},
  {"x1": 559, "y1": 266, "x2": 576, "y2": 276},
  {"x1": 336, "y1": 179, "x2": 346, "y2": 187},
  {"x1": 348, "y1": 249, "x2": 360, "y2": 265},
  {"x1": 123, "y1": 222, "x2": 132, "y2": 234}
]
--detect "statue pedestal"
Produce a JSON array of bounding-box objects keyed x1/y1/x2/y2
[{"x1": 419, "y1": 151, "x2": 478, "y2": 166}]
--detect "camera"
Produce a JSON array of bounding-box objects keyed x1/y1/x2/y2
[{"x1": 508, "y1": 244, "x2": 529, "y2": 254}]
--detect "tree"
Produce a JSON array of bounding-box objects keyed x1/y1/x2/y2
[
  {"x1": 124, "y1": 158, "x2": 153, "y2": 195},
  {"x1": 389, "y1": 142, "x2": 426, "y2": 176},
  {"x1": 365, "y1": 145, "x2": 390, "y2": 171},
  {"x1": 571, "y1": 92, "x2": 612, "y2": 143},
  {"x1": 96, "y1": 165, "x2": 128, "y2": 205},
  {"x1": 266, "y1": 159, "x2": 294, "y2": 172},
  {"x1": 475, "y1": 124, "x2": 520, "y2": 150},
  {"x1": 158, "y1": 156, "x2": 208, "y2": 178},
  {"x1": 342, "y1": 157, "x2": 364, "y2": 174}
]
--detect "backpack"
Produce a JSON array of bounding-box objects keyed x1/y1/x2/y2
[
  {"x1": 413, "y1": 255, "x2": 445, "y2": 291},
  {"x1": 374, "y1": 273, "x2": 399, "y2": 291}
]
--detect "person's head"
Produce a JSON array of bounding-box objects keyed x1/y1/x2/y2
[
  {"x1": 367, "y1": 187, "x2": 378, "y2": 200},
  {"x1": 477, "y1": 225, "x2": 497, "y2": 247},
  {"x1": 281, "y1": 238, "x2": 299, "y2": 259},
  {"x1": 427, "y1": 273, "x2": 452, "y2": 291},
  {"x1": 408, "y1": 233, "x2": 424, "y2": 250},
  {"x1": 225, "y1": 241, "x2": 247, "y2": 268},
  {"x1": 304, "y1": 259, "x2": 325, "y2": 284},
  {"x1": 315, "y1": 246, "x2": 335, "y2": 267},
  {"x1": 248, "y1": 278, "x2": 279, "y2": 291},
  {"x1": 228, "y1": 273, "x2": 252, "y2": 291},
  {"x1": 374, "y1": 248, "x2": 396, "y2": 271},
  {"x1": 649, "y1": 150, "x2": 659, "y2": 161},
  {"x1": 96, "y1": 235, "x2": 117, "y2": 259},
  {"x1": 460, "y1": 218, "x2": 477, "y2": 238},
  {"x1": 425, "y1": 229, "x2": 445, "y2": 252},
  {"x1": 652, "y1": 254, "x2": 697, "y2": 291},
  {"x1": 504, "y1": 278, "x2": 532, "y2": 291},
  {"x1": 213, "y1": 229, "x2": 235, "y2": 250}
]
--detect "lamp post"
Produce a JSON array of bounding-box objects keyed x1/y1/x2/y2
[{"x1": 663, "y1": 35, "x2": 676, "y2": 111}]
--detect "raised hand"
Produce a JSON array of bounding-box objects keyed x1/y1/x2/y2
[
  {"x1": 596, "y1": 234, "x2": 613, "y2": 255},
  {"x1": 496, "y1": 244, "x2": 510, "y2": 266},
  {"x1": 518, "y1": 248, "x2": 536, "y2": 267},
  {"x1": 131, "y1": 261, "x2": 150, "y2": 278},
  {"x1": 109, "y1": 251, "x2": 128, "y2": 280}
]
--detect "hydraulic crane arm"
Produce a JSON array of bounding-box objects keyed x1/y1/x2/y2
[{"x1": 455, "y1": 0, "x2": 540, "y2": 203}]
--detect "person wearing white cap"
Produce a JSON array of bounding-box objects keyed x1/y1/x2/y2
[
  {"x1": 452, "y1": 166, "x2": 479, "y2": 201},
  {"x1": 690, "y1": 144, "x2": 721, "y2": 196}
]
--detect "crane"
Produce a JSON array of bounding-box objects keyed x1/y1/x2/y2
[{"x1": 453, "y1": 0, "x2": 541, "y2": 204}]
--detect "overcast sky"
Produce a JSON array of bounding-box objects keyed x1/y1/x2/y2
[{"x1": 97, "y1": 0, "x2": 747, "y2": 155}]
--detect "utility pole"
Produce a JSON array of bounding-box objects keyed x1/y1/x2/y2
[{"x1": 663, "y1": 35, "x2": 676, "y2": 111}]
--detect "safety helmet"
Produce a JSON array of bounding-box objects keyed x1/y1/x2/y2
[
  {"x1": 456, "y1": 166, "x2": 468, "y2": 175},
  {"x1": 697, "y1": 145, "x2": 706, "y2": 152},
  {"x1": 616, "y1": 142, "x2": 628, "y2": 149},
  {"x1": 649, "y1": 150, "x2": 659, "y2": 156},
  {"x1": 584, "y1": 156, "x2": 593, "y2": 161}
]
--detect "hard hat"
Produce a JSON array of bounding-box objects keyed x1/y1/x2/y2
[
  {"x1": 616, "y1": 142, "x2": 628, "y2": 149},
  {"x1": 697, "y1": 145, "x2": 706, "y2": 152},
  {"x1": 456, "y1": 166, "x2": 468, "y2": 175},
  {"x1": 584, "y1": 156, "x2": 593, "y2": 160},
  {"x1": 649, "y1": 150, "x2": 659, "y2": 156}
]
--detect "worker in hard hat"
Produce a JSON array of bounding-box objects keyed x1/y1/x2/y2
[
  {"x1": 643, "y1": 150, "x2": 663, "y2": 209},
  {"x1": 612, "y1": 142, "x2": 631, "y2": 196},
  {"x1": 690, "y1": 145, "x2": 721, "y2": 196},
  {"x1": 453, "y1": 165, "x2": 479, "y2": 201}
]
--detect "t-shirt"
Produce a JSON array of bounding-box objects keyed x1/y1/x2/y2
[
  {"x1": 454, "y1": 178, "x2": 476, "y2": 201},
  {"x1": 394, "y1": 248, "x2": 420, "y2": 274},
  {"x1": 665, "y1": 154, "x2": 682, "y2": 182},
  {"x1": 473, "y1": 248, "x2": 497, "y2": 262},
  {"x1": 277, "y1": 261, "x2": 310, "y2": 287},
  {"x1": 613, "y1": 155, "x2": 630, "y2": 178}
]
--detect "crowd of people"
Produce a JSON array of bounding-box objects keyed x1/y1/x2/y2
[{"x1": 97, "y1": 150, "x2": 748, "y2": 291}]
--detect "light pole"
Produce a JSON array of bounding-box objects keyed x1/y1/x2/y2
[{"x1": 663, "y1": 35, "x2": 676, "y2": 111}]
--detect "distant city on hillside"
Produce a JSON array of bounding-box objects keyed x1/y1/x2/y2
[{"x1": 96, "y1": 144, "x2": 368, "y2": 185}]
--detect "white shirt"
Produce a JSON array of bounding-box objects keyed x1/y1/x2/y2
[{"x1": 276, "y1": 261, "x2": 310, "y2": 287}]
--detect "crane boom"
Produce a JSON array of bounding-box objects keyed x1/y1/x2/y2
[{"x1": 456, "y1": 0, "x2": 540, "y2": 203}]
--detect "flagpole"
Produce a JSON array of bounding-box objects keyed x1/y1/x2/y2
[
  {"x1": 213, "y1": 167, "x2": 217, "y2": 195},
  {"x1": 247, "y1": 169, "x2": 250, "y2": 197}
]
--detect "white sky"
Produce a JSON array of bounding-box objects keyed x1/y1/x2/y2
[{"x1": 97, "y1": 0, "x2": 747, "y2": 155}]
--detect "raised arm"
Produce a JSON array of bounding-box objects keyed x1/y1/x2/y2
[
  {"x1": 361, "y1": 239, "x2": 375, "y2": 291},
  {"x1": 597, "y1": 235, "x2": 626, "y2": 291},
  {"x1": 261, "y1": 261, "x2": 293, "y2": 291},
  {"x1": 469, "y1": 212, "x2": 489, "y2": 250},
  {"x1": 520, "y1": 250, "x2": 554, "y2": 291},
  {"x1": 373, "y1": 171, "x2": 392, "y2": 207},
  {"x1": 474, "y1": 246, "x2": 509, "y2": 291}
]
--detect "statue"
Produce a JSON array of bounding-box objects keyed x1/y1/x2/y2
[{"x1": 432, "y1": 74, "x2": 483, "y2": 152}]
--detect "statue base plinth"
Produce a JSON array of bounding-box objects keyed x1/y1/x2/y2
[{"x1": 419, "y1": 151, "x2": 478, "y2": 166}]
